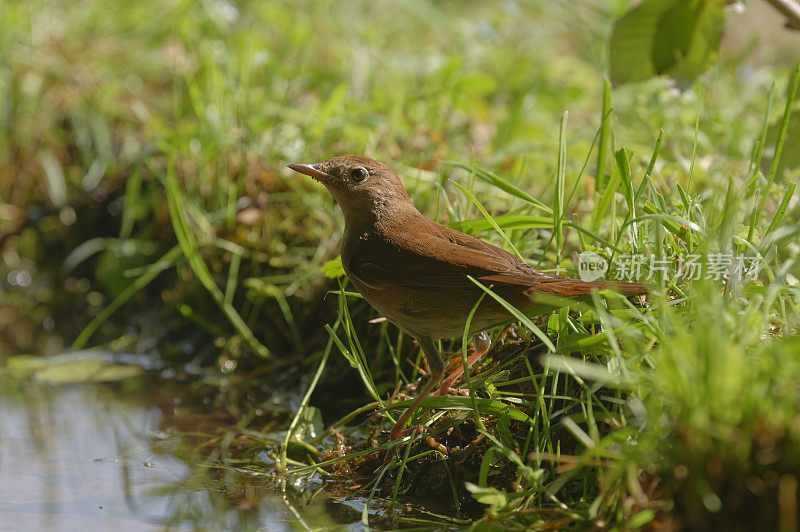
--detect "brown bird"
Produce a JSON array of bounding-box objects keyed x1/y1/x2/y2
[{"x1": 288, "y1": 156, "x2": 646, "y2": 440}]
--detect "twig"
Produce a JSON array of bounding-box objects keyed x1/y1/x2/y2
[{"x1": 764, "y1": 0, "x2": 800, "y2": 30}]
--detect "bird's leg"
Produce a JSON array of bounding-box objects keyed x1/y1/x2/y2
[
  {"x1": 434, "y1": 331, "x2": 491, "y2": 397},
  {"x1": 389, "y1": 336, "x2": 444, "y2": 440}
]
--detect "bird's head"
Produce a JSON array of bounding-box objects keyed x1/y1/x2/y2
[{"x1": 288, "y1": 156, "x2": 413, "y2": 227}]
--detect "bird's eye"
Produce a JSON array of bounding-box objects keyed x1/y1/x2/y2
[{"x1": 350, "y1": 167, "x2": 368, "y2": 182}]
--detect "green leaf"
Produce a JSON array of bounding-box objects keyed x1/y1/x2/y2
[
  {"x1": 495, "y1": 414, "x2": 516, "y2": 450},
  {"x1": 465, "y1": 483, "x2": 508, "y2": 510},
  {"x1": 664, "y1": 1, "x2": 725, "y2": 86},
  {"x1": 609, "y1": 0, "x2": 725, "y2": 86},
  {"x1": 297, "y1": 405, "x2": 324, "y2": 440},
  {"x1": 164, "y1": 167, "x2": 271, "y2": 358},
  {"x1": 651, "y1": 0, "x2": 702, "y2": 74},
  {"x1": 485, "y1": 381, "x2": 499, "y2": 399},
  {"x1": 610, "y1": 0, "x2": 679, "y2": 84},
  {"x1": 321, "y1": 255, "x2": 345, "y2": 278},
  {"x1": 628, "y1": 509, "x2": 656, "y2": 529},
  {"x1": 765, "y1": 183, "x2": 797, "y2": 236}
]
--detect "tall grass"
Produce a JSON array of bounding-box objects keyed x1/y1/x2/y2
[{"x1": 278, "y1": 59, "x2": 800, "y2": 528}]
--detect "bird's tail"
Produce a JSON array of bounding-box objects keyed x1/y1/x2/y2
[{"x1": 528, "y1": 279, "x2": 648, "y2": 297}]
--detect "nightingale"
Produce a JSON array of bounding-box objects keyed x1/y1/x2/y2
[{"x1": 288, "y1": 156, "x2": 646, "y2": 440}]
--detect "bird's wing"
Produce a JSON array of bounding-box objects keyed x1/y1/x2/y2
[
  {"x1": 427, "y1": 224, "x2": 564, "y2": 285},
  {"x1": 347, "y1": 219, "x2": 557, "y2": 290},
  {"x1": 418, "y1": 223, "x2": 647, "y2": 296},
  {"x1": 348, "y1": 219, "x2": 646, "y2": 297}
]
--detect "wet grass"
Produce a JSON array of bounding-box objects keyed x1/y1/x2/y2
[{"x1": 2, "y1": 0, "x2": 800, "y2": 529}]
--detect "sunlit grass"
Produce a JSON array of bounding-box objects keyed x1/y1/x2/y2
[{"x1": 275, "y1": 60, "x2": 800, "y2": 529}]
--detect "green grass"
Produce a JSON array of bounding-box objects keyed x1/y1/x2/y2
[{"x1": 2, "y1": 0, "x2": 800, "y2": 529}]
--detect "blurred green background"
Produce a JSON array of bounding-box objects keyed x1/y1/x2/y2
[
  {"x1": 2, "y1": 1, "x2": 800, "y2": 528},
  {"x1": 1, "y1": 0, "x2": 796, "y2": 359}
]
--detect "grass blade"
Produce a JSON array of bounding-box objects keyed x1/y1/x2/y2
[
  {"x1": 73, "y1": 245, "x2": 183, "y2": 348},
  {"x1": 596, "y1": 78, "x2": 612, "y2": 191},
  {"x1": 554, "y1": 111, "x2": 568, "y2": 269},
  {"x1": 165, "y1": 165, "x2": 271, "y2": 358},
  {"x1": 765, "y1": 183, "x2": 797, "y2": 237},
  {"x1": 753, "y1": 59, "x2": 800, "y2": 239},
  {"x1": 615, "y1": 147, "x2": 637, "y2": 252},
  {"x1": 277, "y1": 320, "x2": 336, "y2": 473},
  {"x1": 448, "y1": 213, "x2": 553, "y2": 234},
  {"x1": 451, "y1": 180, "x2": 526, "y2": 261},
  {"x1": 447, "y1": 162, "x2": 553, "y2": 214}
]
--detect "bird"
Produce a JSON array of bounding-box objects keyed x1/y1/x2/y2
[{"x1": 288, "y1": 156, "x2": 647, "y2": 440}]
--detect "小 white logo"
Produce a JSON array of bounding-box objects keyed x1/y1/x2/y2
[{"x1": 578, "y1": 251, "x2": 608, "y2": 281}]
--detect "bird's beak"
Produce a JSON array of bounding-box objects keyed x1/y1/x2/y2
[{"x1": 287, "y1": 163, "x2": 330, "y2": 182}]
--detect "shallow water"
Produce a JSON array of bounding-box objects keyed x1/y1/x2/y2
[{"x1": 0, "y1": 367, "x2": 352, "y2": 531}]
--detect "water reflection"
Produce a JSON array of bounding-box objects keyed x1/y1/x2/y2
[{"x1": 0, "y1": 371, "x2": 345, "y2": 531}]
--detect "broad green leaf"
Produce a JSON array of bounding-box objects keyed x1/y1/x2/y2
[
  {"x1": 610, "y1": 0, "x2": 725, "y2": 86},
  {"x1": 664, "y1": 1, "x2": 725, "y2": 86},
  {"x1": 610, "y1": 0, "x2": 680, "y2": 84},
  {"x1": 651, "y1": 0, "x2": 703, "y2": 74}
]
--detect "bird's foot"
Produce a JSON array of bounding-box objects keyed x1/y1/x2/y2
[
  {"x1": 433, "y1": 331, "x2": 492, "y2": 396},
  {"x1": 389, "y1": 424, "x2": 425, "y2": 440}
]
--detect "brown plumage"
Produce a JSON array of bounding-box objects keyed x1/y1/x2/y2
[{"x1": 289, "y1": 156, "x2": 646, "y2": 439}]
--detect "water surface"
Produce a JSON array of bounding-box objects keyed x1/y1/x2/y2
[{"x1": 0, "y1": 362, "x2": 351, "y2": 531}]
